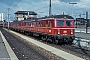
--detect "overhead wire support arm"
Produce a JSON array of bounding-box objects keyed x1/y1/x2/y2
[
  {"x1": 11, "y1": 0, "x2": 22, "y2": 9},
  {"x1": 49, "y1": 0, "x2": 52, "y2": 16},
  {"x1": 69, "y1": 2, "x2": 77, "y2": 4},
  {"x1": 8, "y1": 8, "x2": 10, "y2": 29},
  {"x1": 69, "y1": 2, "x2": 77, "y2": 17},
  {"x1": 86, "y1": 11, "x2": 88, "y2": 33}
]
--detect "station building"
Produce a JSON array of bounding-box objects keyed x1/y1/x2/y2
[
  {"x1": 14, "y1": 11, "x2": 37, "y2": 21},
  {"x1": 0, "y1": 13, "x2": 4, "y2": 21}
]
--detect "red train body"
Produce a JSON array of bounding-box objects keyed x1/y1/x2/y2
[
  {"x1": 0, "y1": 21, "x2": 4, "y2": 27},
  {"x1": 9, "y1": 15, "x2": 75, "y2": 44}
]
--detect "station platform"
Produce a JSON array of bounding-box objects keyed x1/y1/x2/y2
[
  {"x1": 0, "y1": 31, "x2": 18, "y2": 60},
  {"x1": 75, "y1": 28, "x2": 90, "y2": 40},
  {"x1": 75, "y1": 32, "x2": 90, "y2": 40}
]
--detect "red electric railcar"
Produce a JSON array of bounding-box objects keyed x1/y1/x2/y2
[{"x1": 10, "y1": 15, "x2": 75, "y2": 44}]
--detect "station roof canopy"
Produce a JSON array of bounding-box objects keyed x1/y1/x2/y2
[{"x1": 14, "y1": 11, "x2": 37, "y2": 15}]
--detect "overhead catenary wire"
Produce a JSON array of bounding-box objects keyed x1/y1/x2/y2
[
  {"x1": 25, "y1": 0, "x2": 49, "y2": 12},
  {"x1": 10, "y1": 0, "x2": 22, "y2": 10},
  {"x1": 8, "y1": 0, "x2": 62, "y2": 20},
  {"x1": 9, "y1": 1, "x2": 14, "y2": 7},
  {"x1": 7, "y1": 0, "x2": 22, "y2": 21},
  {"x1": 34, "y1": 0, "x2": 62, "y2": 16},
  {"x1": 34, "y1": 5, "x2": 49, "y2": 11}
]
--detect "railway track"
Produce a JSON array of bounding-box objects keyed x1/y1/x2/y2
[
  {"x1": 1, "y1": 28, "x2": 90, "y2": 60},
  {"x1": 41, "y1": 39, "x2": 90, "y2": 60},
  {"x1": 40, "y1": 38, "x2": 90, "y2": 60},
  {"x1": 0, "y1": 28, "x2": 50, "y2": 60},
  {"x1": 11, "y1": 29, "x2": 90, "y2": 60},
  {"x1": 59, "y1": 45, "x2": 90, "y2": 59},
  {"x1": 19, "y1": 30, "x2": 90, "y2": 60}
]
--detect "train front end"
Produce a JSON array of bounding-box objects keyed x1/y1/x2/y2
[{"x1": 53, "y1": 16, "x2": 75, "y2": 44}]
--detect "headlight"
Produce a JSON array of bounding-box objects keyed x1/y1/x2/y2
[
  {"x1": 71, "y1": 30, "x2": 73, "y2": 34},
  {"x1": 58, "y1": 29, "x2": 60, "y2": 34},
  {"x1": 49, "y1": 30, "x2": 51, "y2": 32}
]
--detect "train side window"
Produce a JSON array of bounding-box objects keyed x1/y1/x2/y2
[
  {"x1": 29, "y1": 23, "x2": 31, "y2": 26},
  {"x1": 32, "y1": 22, "x2": 35, "y2": 27},
  {"x1": 42, "y1": 21, "x2": 45, "y2": 27},
  {"x1": 46, "y1": 21, "x2": 48, "y2": 27},
  {"x1": 36, "y1": 22, "x2": 38, "y2": 27},
  {"x1": 31, "y1": 23, "x2": 33, "y2": 27},
  {"x1": 50, "y1": 21, "x2": 52, "y2": 27},
  {"x1": 25, "y1": 23, "x2": 28, "y2": 26},
  {"x1": 25, "y1": 22, "x2": 26, "y2": 26},
  {"x1": 57, "y1": 20, "x2": 64, "y2": 26},
  {"x1": 39, "y1": 22, "x2": 40, "y2": 27},
  {"x1": 66, "y1": 21, "x2": 72, "y2": 26},
  {"x1": 40, "y1": 22, "x2": 42, "y2": 27},
  {"x1": 28, "y1": 23, "x2": 30, "y2": 26},
  {"x1": 36, "y1": 22, "x2": 40, "y2": 27}
]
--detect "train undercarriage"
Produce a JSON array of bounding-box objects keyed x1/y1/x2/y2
[{"x1": 41, "y1": 34, "x2": 75, "y2": 44}]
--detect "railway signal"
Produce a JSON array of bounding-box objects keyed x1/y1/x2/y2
[
  {"x1": 86, "y1": 11, "x2": 88, "y2": 33},
  {"x1": 8, "y1": 8, "x2": 10, "y2": 29}
]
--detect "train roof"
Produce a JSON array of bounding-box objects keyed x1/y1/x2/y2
[
  {"x1": 17, "y1": 15, "x2": 74, "y2": 22},
  {"x1": 41, "y1": 15, "x2": 74, "y2": 19}
]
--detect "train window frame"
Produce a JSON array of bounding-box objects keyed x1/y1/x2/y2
[
  {"x1": 39, "y1": 22, "x2": 40, "y2": 27},
  {"x1": 50, "y1": 20, "x2": 52, "y2": 28},
  {"x1": 36, "y1": 22, "x2": 38, "y2": 27},
  {"x1": 29, "y1": 22, "x2": 31, "y2": 26},
  {"x1": 36, "y1": 21, "x2": 40, "y2": 27},
  {"x1": 25, "y1": 22, "x2": 28, "y2": 26},
  {"x1": 40, "y1": 22, "x2": 43, "y2": 27},
  {"x1": 57, "y1": 20, "x2": 64, "y2": 27},
  {"x1": 42, "y1": 21, "x2": 46, "y2": 27},
  {"x1": 31, "y1": 22, "x2": 33, "y2": 27},
  {"x1": 46, "y1": 20, "x2": 48, "y2": 27},
  {"x1": 66, "y1": 21, "x2": 72, "y2": 26}
]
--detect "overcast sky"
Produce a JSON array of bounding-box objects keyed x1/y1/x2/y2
[{"x1": 0, "y1": 0, "x2": 90, "y2": 21}]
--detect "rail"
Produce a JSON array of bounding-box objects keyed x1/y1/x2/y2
[
  {"x1": 74, "y1": 37, "x2": 90, "y2": 50},
  {"x1": 2, "y1": 29, "x2": 49, "y2": 60}
]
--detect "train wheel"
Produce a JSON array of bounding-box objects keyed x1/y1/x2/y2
[
  {"x1": 69, "y1": 39, "x2": 73, "y2": 45},
  {"x1": 54, "y1": 39, "x2": 59, "y2": 45},
  {"x1": 52, "y1": 40, "x2": 55, "y2": 44},
  {"x1": 41, "y1": 35, "x2": 47, "y2": 41}
]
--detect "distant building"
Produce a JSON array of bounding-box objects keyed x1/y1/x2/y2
[
  {"x1": 86, "y1": 19, "x2": 90, "y2": 27},
  {"x1": 0, "y1": 21, "x2": 3, "y2": 27},
  {"x1": 14, "y1": 11, "x2": 37, "y2": 21},
  {"x1": 75, "y1": 18, "x2": 90, "y2": 28},
  {"x1": 0, "y1": 13, "x2": 4, "y2": 21}
]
